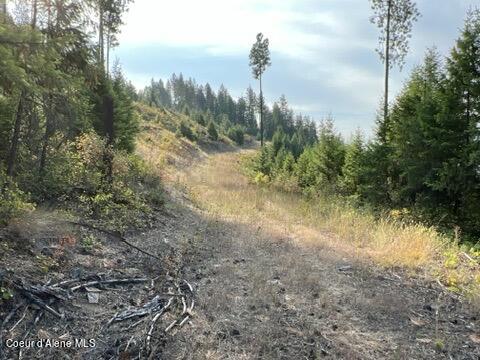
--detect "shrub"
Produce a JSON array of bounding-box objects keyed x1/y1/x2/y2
[
  {"x1": 195, "y1": 113, "x2": 206, "y2": 126},
  {"x1": 178, "y1": 120, "x2": 196, "y2": 141},
  {"x1": 207, "y1": 121, "x2": 218, "y2": 141},
  {"x1": 227, "y1": 125, "x2": 245, "y2": 145},
  {"x1": 0, "y1": 169, "x2": 35, "y2": 226}
]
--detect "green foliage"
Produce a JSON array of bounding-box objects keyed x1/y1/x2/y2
[
  {"x1": 0, "y1": 169, "x2": 35, "y2": 225},
  {"x1": 227, "y1": 125, "x2": 245, "y2": 145},
  {"x1": 178, "y1": 120, "x2": 197, "y2": 141},
  {"x1": 36, "y1": 254, "x2": 59, "y2": 273},
  {"x1": 243, "y1": 11, "x2": 480, "y2": 242},
  {"x1": 0, "y1": 286, "x2": 13, "y2": 301},
  {"x1": 81, "y1": 234, "x2": 100, "y2": 252},
  {"x1": 341, "y1": 131, "x2": 365, "y2": 197},
  {"x1": 207, "y1": 121, "x2": 219, "y2": 140},
  {"x1": 111, "y1": 66, "x2": 140, "y2": 153},
  {"x1": 195, "y1": 113, "x2": 206, "y2": 126}
]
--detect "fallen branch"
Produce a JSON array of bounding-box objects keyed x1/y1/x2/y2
[
  {"x1": 107, "y1": 295, "x2": 168, "y2": 324},
  {"x1": 22, "y1": 298, "x2": 55, "y2": 341},
  {"x1": 19, "y1": 290, "x2": 64, "y2": 319},
  {"x1": 146, "y1": 297, "x2": 173, "y2": 350},
  {"x1": 9, "y1": 305, "x2": 29, "y2": 333},
  {"x1": 70, "y1": 278, "x2": 148, "y2": 292},
  {"x1": 49, "y1": 273, "x2": 105, "y2": 288},
  {"x1": 183, "y1": 280, "x2": 194, "y2": 293},
  {"x1": 179, "y1": 316, "x2": 190, "y2": 327},
  {"x1": 165, "y1": 319, "x2": 177, "y2": 333},
  {"x1": 67, "y1": 221, "x2": 162, "y2": 261}
]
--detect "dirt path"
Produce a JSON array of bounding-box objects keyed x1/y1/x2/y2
[{"x1": 162, "y1": 149, "x2": 479, "y2": 359}]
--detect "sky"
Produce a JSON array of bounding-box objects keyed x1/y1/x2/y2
[{"x1": 112, "y1": 0, "x2": 477, "y2": 137}]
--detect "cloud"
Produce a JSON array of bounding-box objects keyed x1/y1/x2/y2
[
  {"x1": 119, "y1": 0, "x2": 348, "y2": 59},
  {"x1": 115, "y1": 0, "x2": 477, "y2": 136}
]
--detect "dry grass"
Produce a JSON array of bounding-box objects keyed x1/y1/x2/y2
[
  {"x1": 133, "y1": 103, "x2": 480, "y2": 304},
  {"x1": 182, "y1": 151, "x2": 480, "y2": 302},
  {"x1": 135, "y1": 107, "x2": 207, "y2": 184}
]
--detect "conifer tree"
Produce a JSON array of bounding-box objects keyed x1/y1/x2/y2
[
  {"x1": 249, "y1": 33, "x2": 271, "y2": 147},
  {"x1": 370, "y1": 0, "x2": 420, "y2": 133}
]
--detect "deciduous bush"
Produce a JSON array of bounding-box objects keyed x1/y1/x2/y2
[{"x1": 0, "y1": 170, "x2": 35, "y2": 225}]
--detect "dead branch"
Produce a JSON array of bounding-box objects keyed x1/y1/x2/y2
[
  {"x1": 181, "y1": 297, "x2": 187, "y2": 314},
  {"x1": 183, "y1": 280, "x2": 194, "y2": 293},
  {"x1": 108, "y1": 295, "x2": 169, "y2": 324},
  {"x1": 165, "y1": 319, "x2": 177, "y2": 333},
  {"x1": 19, "y1": 290, "x2": 64, "y2": 319},
  {"x1": 70, "y1": 278, "x2": 149, "y2": 292},
  {"x1": 179, "y1": 316, "x2": 190, "y2": 327},
  {"x1": 146, "y1": 297, "x2": 173, "y2": 350},
  {"x1": 9, "y1": 305, "x2": 29, "y2": 333},
  {"x1": 188, "y1": 299, "x2": 195, "y2": 314},
  {"x1": 66, "y1": 221, "x2": 163, "y2": 261}
]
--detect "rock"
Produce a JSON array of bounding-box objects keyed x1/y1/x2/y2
[
  {"x1": 230, "y1": 329, "x2": 240, "y2": 337},
  {"x1": 87, "y1": 292, "x2": 99, "y2": 304}
]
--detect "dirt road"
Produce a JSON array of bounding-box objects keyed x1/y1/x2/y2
[{"x1": 160, "y1": 149, "x2": 479, "y2": 359}]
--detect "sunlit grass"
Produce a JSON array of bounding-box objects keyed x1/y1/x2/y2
[
  {"x1": 134, "y1": 103, "x2": 480, "y2": 305},
  {"x1": 183, "y1": 151, "x2": 480, "y2": 304}
]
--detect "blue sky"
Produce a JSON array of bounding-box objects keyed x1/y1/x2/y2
[{"x1": 113, "y1": 0, "x2": 476, "y2": 137}]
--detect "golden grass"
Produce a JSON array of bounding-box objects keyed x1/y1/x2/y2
[
  {"x1": 181, "y1": 151, "x2": 480, "y2": 301},
  {"x1": 133, "y1": 102, "x2": 480, "y2": 303},
  {"x1": 135, "y1": 105, "x2": 207, "y2": 183}
]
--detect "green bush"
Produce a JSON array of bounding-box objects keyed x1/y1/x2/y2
[
  {"x1": 0, "y1": 170, "x2": 35, "y2": 226},
  {"x1": 195, "y1": 113, "x2": 206, "y2": 126},
  {"x1": 207, "y1": 121, "x2": 218, "y2": 140},
  {"x1": 227, "y1": 125, "x2": 245, "y2": 145},
  {"x1": 178, "y1": 120, "x2": 197, "y2": 141}
]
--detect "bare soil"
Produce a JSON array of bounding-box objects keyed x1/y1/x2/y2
[{"x1": 1, "y1": 146, "x2": 479, "y2": 359}]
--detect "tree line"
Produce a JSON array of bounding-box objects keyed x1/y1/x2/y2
[
  {"x1": 139, "y1": 74, "x2": 318, "y2": 149},
  {"x1": 252, "y1": 9, "x2": 480, "y2": 241}
]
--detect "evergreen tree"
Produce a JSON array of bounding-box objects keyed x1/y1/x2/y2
[
  {"x1": 245, "y1": 86, "x2": 258, "y2": 135},
  {"x1": 207, "y1": 121, "x2": 218, "y2": 141},
  {"x1": 370, "y1": 0, "x2": 420, "y2": 127},
  {"x1": 341, "y1": 130, "x2": 365, "y2": 196},
  {"x1": 249, "y1": 33, "x2": 271, "y2": 146}
]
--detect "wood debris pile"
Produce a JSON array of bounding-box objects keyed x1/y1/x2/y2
[{"x1": 0, "y1": 273, "x2": 195, "y2": 359}]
